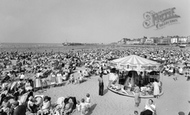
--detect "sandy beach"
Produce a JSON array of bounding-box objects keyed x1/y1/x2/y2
[
  {"x1": 35, "y1": 67, "x2": 190, "y2": 115},
  {"x1": 1, "y1": 44, "x2": 190, "y2": 115}
]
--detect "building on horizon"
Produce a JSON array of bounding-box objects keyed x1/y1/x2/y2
[{"x1": 116, "y1": 35, "x2": 189, "y2": 45}]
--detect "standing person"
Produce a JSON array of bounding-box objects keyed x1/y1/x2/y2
[
  {"x1": 34, "y1": 71, "x2": 42, "y2": 91},
  {"x1": 187, "y1": 68, "x2": 190, "y2": 81},
  {"x1": 108, "y1": 68, "x2": 116, "y2": 88},
  {"x1": 178, "y1": 67, "x2": 183, "y2": 75},
  {"x1": 50, "y1": 72, "x2": 57, "y2": 87},
  {"x1": 98, "y1": 72, "x2": 104, "y2": 96},
  {"x1": 80, "y1": 98, "x2": 88, "y2": 115},
  {"x1": 173, "y1": 66, "x2": 178, "y2": 81},
  {"x1": 138, "y1": 72, "x2": 143, "y2": 88},
  {"x1": 76, "y1": 100, "x2": 81, "y2": 112},
  {"x1": 153, "y1": 79, "x2": 160, "y2": 98},
  {"x1": 56, "y1": 71, "x2": 63, "y2": 86},
  {"x1": 25, "y1": 80, "x2": 33, "y2": 92},
  {"x1": 134, "y1": 87, "x2": 141, "y2": 107},
  {"x1": 85, "y1": 93, "x2": 91, "y2": 110}
]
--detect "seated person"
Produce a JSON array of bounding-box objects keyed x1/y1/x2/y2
[
  {"x1": 56, "y1": 97, "x2": 65, "y2": 109},
  {"x1": 0, "y1": 97, "x2": 11, "y2": 114},
  {"x1": 68, "y1": 74, "x2": 75, "y2": 84},
  {"x1": 63, "y1": 98, "x2": 74, "y2": 115},
  {"x1": 62, "y1": 72, "x2": 68, "y2": 81},
  {"x1": 142, "y1": 84, "x2": 153, "y2": 95},
  {"x1": 128, "y1": 82, "x2": 132, "y2": 90},
  {"x1": 178, "y1": 67, "x2": 183, "y2": 75},
  {"x1": 83, "y1": 70, "x2": 89, "y2": 77},
  {"x1": 85, "y1": 93, "x2": 91, "y2": 110},
  {"x1": 37, "y1": 96, "x2": 51, "y2": 115},
  {"x1": 140, "y1": 99, "x2": 156, "y2": 115},
  {"x1": 56, "y1": 97, "x2": 65, "y2": 114},
  {"x1": 123, "y1": 81, "x2": 132, "y2": 91},
  {"x1": 111, "y1": 84, "x2": 121, "y2": 90},
  {"x1": 27, "y1": 96, "x2": 37, "y2": 113},
  {"x1": 25, "y1": 80, "x2": 33, "y2": 92},
  {"x1": 34, "y1": 95, "x2": 44, "y2": 108}
]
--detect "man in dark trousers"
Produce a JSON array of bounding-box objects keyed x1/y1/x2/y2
[
  {"x1": 138, "y1": 72, "x2": 143, "y2": 88},
  {"x1": 11, "y1": 101, "x2": 26, "y2": 115}
]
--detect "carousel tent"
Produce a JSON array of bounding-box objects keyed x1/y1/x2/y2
[
  {"x1": 112, "y1": 55, "x2": 161, "y2": 87},
  {"x1": 109, "y1": 55, "x2": 164, "y2": 98},
  {"x1": 112, "y1": 55, "x2": 160, "y2": 71}
]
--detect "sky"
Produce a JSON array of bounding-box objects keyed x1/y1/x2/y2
[{"x1": 0, "y1": 0, "x2": 189, "y2": 43}]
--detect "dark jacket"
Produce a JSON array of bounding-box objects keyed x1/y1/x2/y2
[{"x1": 13, "y1": 104, "x2": 26, "y2": 115}]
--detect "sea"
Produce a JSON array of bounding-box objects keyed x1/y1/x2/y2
[
  {"x1": 0, "y1": 43, "x2": 62, "y2": 48},
  {"x1": 0, "y1": 43, "x2": 189, "y2": 52},
  {"x1": 0, "y1": 43, "x2": 105, "y2": 52}
]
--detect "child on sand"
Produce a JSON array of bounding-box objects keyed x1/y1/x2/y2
[
  {"x1": 85, "y1": 93, "x2": 91, "y2": 110},
  {"x1": 134, "y1": 87, "x2": 140, "y2": 107},
  {"x1": 76, "y1": 100, "x2": 81, "y2": 112},
  {"x1": 80, "y1": 98, "x2": 88, "y2": 115},
  {"x1": 129, "y1": 111, "x2": 138, "y2": 115},
  {"x1": 134, "y1": 111, "x2": 138, "y2": 115}
]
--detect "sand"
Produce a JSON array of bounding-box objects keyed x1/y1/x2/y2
[{"x1": 35, "y1": 70, "x2": 190, "y2": 115}]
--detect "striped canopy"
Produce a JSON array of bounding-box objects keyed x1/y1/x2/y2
[{"x1": 112, "y1": 55, "x2": 160, "y2": 71}]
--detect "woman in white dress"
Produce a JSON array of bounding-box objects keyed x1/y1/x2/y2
[
  {"x1": 61, "y1": 72, "x2": 66, "y2": 81},
  {"x1": 153, "y1": 79, "x2": 160, "y2": 98},
  {"x1": 56, "y1": 71, "x2": 63, "y2": 85},
  {"x1": 50, "y1": 72, "x2": 57, "y2": 86},
  {"x1": 80, "y1": 98, "x2": 88, "y2": 115},
  {"x1": 34, "y1": 71, "x2": 42, "y2": 90}
]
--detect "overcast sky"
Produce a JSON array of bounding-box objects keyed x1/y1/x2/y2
[{"x1": 0, "y1": 0, "x2": 189, "y2": 43}]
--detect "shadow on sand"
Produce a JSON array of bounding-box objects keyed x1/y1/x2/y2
[
  {"x1": 86, "y1": 104, "x2": 97, "y2": 115},
  {"x1": 79, "y1": 79, "x2": 88, "y2": 84},
  {"x1": 104, "y1": 88, "x2": 109, "y2": 95}
]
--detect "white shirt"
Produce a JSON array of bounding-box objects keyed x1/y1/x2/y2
[
  {"x1": 57, "y1": 73, "x2": 62, "y2": 77},
  {"x1": 20, "y1": 74, "x2": 25, "y2": 79},
  {"x1": 109, "y1": 73, "x2": 118, "y2": 81},
  {"x1": 80, "y1": 103, "x2": 87, "y2": 110},
  {"x1": 145, "y1": 104, "x2": 156, "y2": 113},
  {"x1": 86, "y1": 97, "x2": 91, "y2": 104},
  {"x1": 179, "y1": 68, "x2": 183, "y2": 73}
]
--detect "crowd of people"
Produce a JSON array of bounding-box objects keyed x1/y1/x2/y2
[{"x1": 0, "y1": 45, "x2": 190, "y2": 115}]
